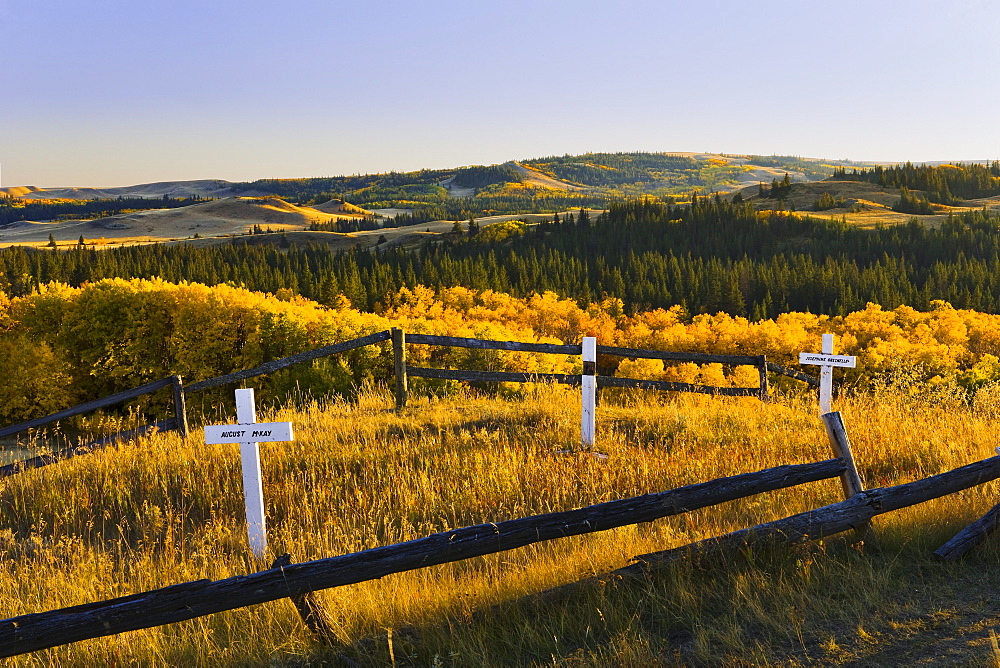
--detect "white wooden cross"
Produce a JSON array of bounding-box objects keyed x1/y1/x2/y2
[
  {"x1": 203, "y1": 388, "x2": 294, "y2": 558},
  {"x1": 799, "y1": 333, "x2": 857, "y2": 414}
]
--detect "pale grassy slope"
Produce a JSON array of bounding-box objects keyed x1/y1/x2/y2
[
  {"x1": 0, "y1": 197, "x2": 369, "y2": 246},
  {"x1": 0, "y1": 180, "x2": 243, "y2": 201},
  {"x1": 508, "y1": 161, "x2": 585, "y2": 190}
]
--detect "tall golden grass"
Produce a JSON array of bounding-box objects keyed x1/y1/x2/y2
[{"x1": 2, "y1": 383, "x2": 1000, "y2": 665}]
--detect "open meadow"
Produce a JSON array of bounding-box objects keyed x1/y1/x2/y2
[{"x1": 3, "y1": 381, "x2": 1000, "y2": 665}]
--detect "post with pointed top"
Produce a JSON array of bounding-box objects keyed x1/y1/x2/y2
[
  {"x1": 581, "y1": 337, "x2": 597, "y2": 449},
  {"x1": 392, "y1": 327, "x2": 408, "y2": 411},
  {"x1": 757, "y1": 355, "x2": 769, "y2": 402},
  {"x1": 171, "y1": 375, "x2": 189, "y2": 439}
]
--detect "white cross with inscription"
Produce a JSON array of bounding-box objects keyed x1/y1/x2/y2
[
  {"x1": 798, "y1": 333, "x2": 857, "y2": 414},
  {"x1": 203, "y1": 388, "x2": 294, "y2": 558}
]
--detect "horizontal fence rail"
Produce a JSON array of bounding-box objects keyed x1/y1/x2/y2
[
  {"x1": 186, "y1": 330, "x2": 391, "y2": 393},
  {"x1": 0, "y1": 420, "x2": 177, "y2": 479},
  {"x1": 0, "y1": 377, "x2": 177, "y2": 439},
  {"x1": 0, "y1": 458, "x2": 847, "y2": 656},
  {"x1": 598, "y1": 376, "x2": 763, "y2": 396},
  {"x1": 406, "y1": 367, "x2": 580, "y2": 385},
  {"x1": 406, "y1": 333, "x2": 581, "y2": 355},
  {"x1": 767, "y1": 361, "x2": 822, "y2": 387},
  {"x1": 597, "y1": 345, "x2": 762, "y2": 366},
  {"x1": 627, "y1": 455, "x2": 1000, "y2": 567}
]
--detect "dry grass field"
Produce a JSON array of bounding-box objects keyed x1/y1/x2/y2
[{"x1": 3, "y1": 383, "x2": 1000, "y2": 665}]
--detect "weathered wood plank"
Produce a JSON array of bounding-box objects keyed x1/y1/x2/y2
[
  {"x1": 0, "y1": 377, "x2": 176, "y2": 439},
  {"x1": 270, "y1": 554, "x2": 338, "y2": 644},
  {"x1": 0, "y1": 419, "x2": 178, "y2": 479},
  {"x1": 933, "y1": 501, "x2": 1000, "y2": 561},
  {"x1": 597, "y1": 376, "x2": 762, "y2": 397},
  {"x1": 596, "y1": 345, "x2": 759, "y2": 366},
  {"x1": 624, "y1": 455, "x2": 1000, "y2": 569},
  {"x1": 757, "y1": 355, "x2": 769, "y2": 401},
  {"x1": 171, "y1": 376, "x2": 189, "y2": 439},
  {"x1": 821, "y1": 412, "x2": 865, "y2": 499},
  {"x1": 392, "y1": 328, "x2": 408, "y2": 410},
  {"x1": 185, "y1": 330, "x2": 391, "y2": 393},
  {"x1": 405, "y1": 333, "x2": 581, "y2": 355},
  {"x1": 406, "y1": 367, "x2": 580, "y2": 385},
  {"x1": 0, "y1": 458, "x2": 845, "y2": 656},
  {"x1": 766, "y1": 361, "x2": 821, "y2": 386}
]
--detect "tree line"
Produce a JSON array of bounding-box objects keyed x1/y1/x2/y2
[
  {"x1": 5, "y1": 196, "x2": 1000, "y2": 320},
  {"x1": 830, "y1": 161, "x2": 1000, "y2": 203}
]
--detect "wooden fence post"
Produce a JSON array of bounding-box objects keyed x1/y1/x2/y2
[
  {"x1": 821, "y1": 411, "x2": 865, "y2": 500},
  {"x1": 757, "y1": 355, "x2": 769, "y2": 401},
  {"x1": 171, "y1": 375, "x2": 189, "y2": 439},
  {"x1": 392, "y1": 327, "x2": 408, "y2": 410},
  {"x1": 933, "y1": 501, "x2": 1000, "y2": 561},
  {"x1": 270, "y1": 554, "x2": 337, "y2": 644},
  {"x1": 821, "y1": 410, "x2": 870, "y2": 542},
  {"x1": 581, "y1": 337, "x2": 596, "y2": 449}
]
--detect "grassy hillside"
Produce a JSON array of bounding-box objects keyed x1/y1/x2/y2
[{"x1": 2, "y1": 385, "x2": 1000, "y2": 664}]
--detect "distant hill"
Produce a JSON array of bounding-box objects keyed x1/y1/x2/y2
[
  {"x1": 0, "y1": 179, "x2": 249, "y2": 201},
  {"x1": 0, "y1": 197, "x2": 376, "y2": 246},
  {"x1": 11, "y1": 154, "x2": 1000, "y2": 246}
]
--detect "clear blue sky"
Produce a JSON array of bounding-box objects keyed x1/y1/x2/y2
[{"x1": 2, "y1": 0, "x2": 999, "y2": 187}]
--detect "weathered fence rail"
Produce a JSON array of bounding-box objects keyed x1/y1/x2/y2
[
  {"x1": 597, "y1": 376, "x2": 763, "y2": 396},
  {"x1": 405, "y1": 333, "x2": 581, "y2": 355},
  {"x1": 0, "y1": 458, "x2": 847, "y2": 656},
  {"x1": 626, "y1": 454, "x2": 1000, "y2": 568},
  {"x1": 933, "y1": 498, "x2": 1000, "y2": 561},
  {"x1": 596, "y1": 344, "x2": 760, "y2": 366},
  {"x1": 768, "y1": 361, "x2": 821, "y2": 387},
  {"x1": 0, "y1": 419, "x2": 177, "y2": 479},
  {"x1": 405, "y1": 367, "x2": 581, "y2": 385},
  {"x1": 401, "y1": 331, "x2": 788, "y2": 405},
  {"x1": 185, "y1": 330, "x2": 391, "y2": 393},
  {"x1": 0, "y1": 376, "x2": 181, "y2": 439}
]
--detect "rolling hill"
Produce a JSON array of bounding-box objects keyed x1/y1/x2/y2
[{"x1": 0, "y1": 197, "x2": 373, "y2": 246}]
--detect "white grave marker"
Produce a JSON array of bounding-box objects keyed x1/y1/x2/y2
[
  {"x1": 798, "y1": 333, "x2": 856, "y2": 414},
  {"x1": 203, "y1": 388, "x2": 294, "y2": 558}
]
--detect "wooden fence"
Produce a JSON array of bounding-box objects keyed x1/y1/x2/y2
[
  {"x1": 3, "y1": 407, "x2": 1000, "y2": 657},
  {"x1": 395, "y1": 329, "x2": 820, "y2": 408},
  {"x1": 0, "y1": 328, "x2": 820, "y2": 476},
  {"x1": 0, "y1": 376, "x2": 188, "y2": 479},
  {"x1": 0, "y1": 454, "x2": 850, "y2": 655}
]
